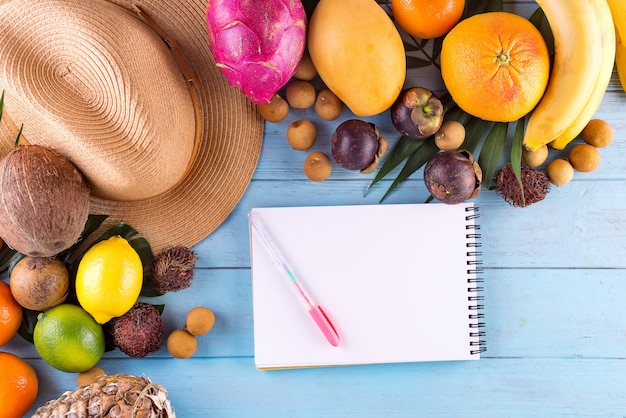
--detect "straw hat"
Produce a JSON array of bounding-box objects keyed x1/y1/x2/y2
[{"x1": 0, "y1": 0, "x2": 263, "y2": 251}]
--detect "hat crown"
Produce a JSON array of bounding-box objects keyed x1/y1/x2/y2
[{"x1": 0, "y1": 0, "x2": 196, "y2": 201}]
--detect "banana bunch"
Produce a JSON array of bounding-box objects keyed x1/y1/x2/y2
[
  {"x1": 523, "y1": 0, "x2": 615, "y2": 152},
  {"x1": 607, "y1": 0, "x2": 626, "y2": 92}
]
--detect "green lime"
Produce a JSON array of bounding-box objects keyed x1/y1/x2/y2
[{"x1": 33, "y1": 304, "x2": 105, "y2": 373}]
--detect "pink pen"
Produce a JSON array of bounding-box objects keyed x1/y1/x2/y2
[{"x1": 248, "y1": 211, "x2": 340, "y2": 347}]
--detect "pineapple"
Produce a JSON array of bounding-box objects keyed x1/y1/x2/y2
[{"x1": 31, "y1": 373, "x2": 175, "y2": 417}]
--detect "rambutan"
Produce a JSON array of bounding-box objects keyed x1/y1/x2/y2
[
  {"x1": 495, "y1": 163, "x2": 550, "y2": 207},
  {"x1": 150, "y1": 246, "x2": 197, "y2": 293},
  {"x1": 109, "y1": 302, "x2": 166, "y2": 358}
]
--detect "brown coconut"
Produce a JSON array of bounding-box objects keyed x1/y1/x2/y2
[{"x1": 0, "y1": 145, "x2": 90, "y2": 257}]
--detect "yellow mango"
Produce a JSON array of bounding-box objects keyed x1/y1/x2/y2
[
  {"x1": 607, "y1": 0, "x2": 626, "y2": 91},
  {"x1": 307, "y1": 0, "x2": 406, "y2": 117},
  {"x1": 616, "y1": 32, "x2": 626, "y2": 92}
]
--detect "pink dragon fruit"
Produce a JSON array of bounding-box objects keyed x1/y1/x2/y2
[{"x1": 206, "y1": 0, "x2": 307, "y2": 104}]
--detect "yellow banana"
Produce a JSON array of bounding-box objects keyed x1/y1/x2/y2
[
  {"x1": 549, "y1": 0, "x2": 615, "y2": 150},
  {"x1": 523, "y1": 0, "x2": 607, "y2": 152},
  {"x1": 607, "y1": 0, "x2": 626, "y2": 91}
]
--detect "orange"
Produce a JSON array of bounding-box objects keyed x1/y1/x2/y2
[
  {"x1": 440, "y1": 12, "x2": 550, "y2": 122},
  {"x1": 0, "y1": 280, "x2": 23, "y2": 346},
  {"x1": 0, "y1": 352, "x2": 39, "y2": 417},
  {"x1": 392, "y1": 0, "x2": 465, "y2": 39}
]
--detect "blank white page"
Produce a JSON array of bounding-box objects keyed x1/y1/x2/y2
[{"x1": 250, "y1": 203, "x2": 482, "y2": 369}]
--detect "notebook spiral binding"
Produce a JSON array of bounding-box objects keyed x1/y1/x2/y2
[{"x1": 465, "y1": 206, "x2": 486, "y2": 355}]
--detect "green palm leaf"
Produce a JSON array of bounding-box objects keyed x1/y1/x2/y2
[
  {"x1": 509, "y1": 117, "x2": 527, "y2": 205},
  {"x1": 380, "y1": 138, "x2": 439, "y2": 202},
  {"x1": 478, "y1": 122, "x2": 508, "y2": 189},
  {"x1": 368, "y1": 136, "x2": 425, "y2": 192},
  {"x1": 460, "y1": 117, "x2": 490, "y2": 154}
]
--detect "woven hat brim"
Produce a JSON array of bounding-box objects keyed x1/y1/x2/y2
[{"x1": 0, "y1": 0, "x2": 263, "y2": 252}]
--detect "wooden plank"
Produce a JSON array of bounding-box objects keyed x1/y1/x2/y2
[
  {"x1": 483, "y1": 269, "x2": 626, "y2": 358},
  {"x1": 254, "y1": 89, "x2": 626, "y2": 182},
  {"x1": 25, "y1": 356, "x2": 626, "y2": 417},
  {"x1": 10, "y1": 2, "x2": 626, "y2": 417},
  {"x1": 192, "y1": 179, "x2": 626, "y2": 269},
  {"x1": 10, "y1": 268, "x2": 626, "y2": 362}
]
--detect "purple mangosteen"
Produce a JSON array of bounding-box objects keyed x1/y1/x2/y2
[
  {"x1": 391, "y1": 87, "x2": 444, "y2": 139},
  {"x1": 424, "y1": 150, "x2": 482, "y2": 204},
  {"x1": 331, "y1": 119, "x2": 388, "y2": 173}
]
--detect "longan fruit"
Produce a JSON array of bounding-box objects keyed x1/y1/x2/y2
[
  {"x1": 258, "y1": 93, "x2": 289, "y2": 123},
  {"x1": 293, "y1": 51, "x2": 317, "y2": 81},
  {"x1": 185, "y1": 306, "x2": 215, "y2": 337},
  {"x1": 287, "y1": 119, "x2": 317, "y2": 150},
  {"x1": 546, "y1": 158, "x2": 574, "y2": 186},
  {"x1": 315, "y1": 89, "x2": 344, "y2": 121},
  {"x1": 434, "y1": 120, "x2": 465, "y2": 151},
  {"x1": 581, "y1": 119, "x2": 612, "y2": 148},
  {"x1": 569, "y1": 143, "x2": 600, "y2": 172},
  {"x1": 285, "y1": 80, "x2": 316, "y2": 109},
  {"x1": 522, "y1": 144, "x2": 549, "y2": 167},
  {"x1": 304, "y1": 151, "x2": 332, "y2": 181},
  {"x1": 167, "y1": 329, "x2": 198, "y2": 359},
  {"x1": 76, "y1": 366, "x2": 106, "y2": 387}
]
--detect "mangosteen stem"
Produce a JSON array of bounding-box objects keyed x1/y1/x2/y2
[{"x1": 423, "y1": 105, "x2": 437, "y2": 116}]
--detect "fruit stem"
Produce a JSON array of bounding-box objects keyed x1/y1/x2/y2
[
  {"x1": 496, "y1": 51, "x2": 511, "y2": 65},
  {"x1": 423, "y1": 105, "x2": 436, "y2": 116}
]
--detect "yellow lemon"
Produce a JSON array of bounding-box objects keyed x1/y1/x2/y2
[
  {"x1": 76, "y1": 236, "x2": 143, "y2": 324},
  {"x1": 33, "y1": 304, "x2": 104, "y2": 373}
]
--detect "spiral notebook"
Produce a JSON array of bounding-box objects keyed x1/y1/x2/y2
[{"x1": 249, "y1": 203, "x2": 485, "y2": 369}]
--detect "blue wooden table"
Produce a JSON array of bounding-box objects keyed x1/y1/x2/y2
[{"x1": 7, "y1": 1, "x2": 626, "y2": 416}]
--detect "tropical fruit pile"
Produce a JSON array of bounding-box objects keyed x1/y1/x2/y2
[
  {"x1": 0, "y1": 221, "x2": 218, "y2": 414},
  {"x1": 0, "y1": 104, "x2": 216, "y2": 414},
  {"x1": 0, "y1": 205, "x2": 214, "y2": 349},
  {"x1": 0, "y1": 209, "x2": 218, "y2": 414},
  {"x1": 2, "y1": 0, "x2": 625, "y2": 415},
  {"x1": 218, "y1": 0, "x2": 623, "y2": 207}
]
